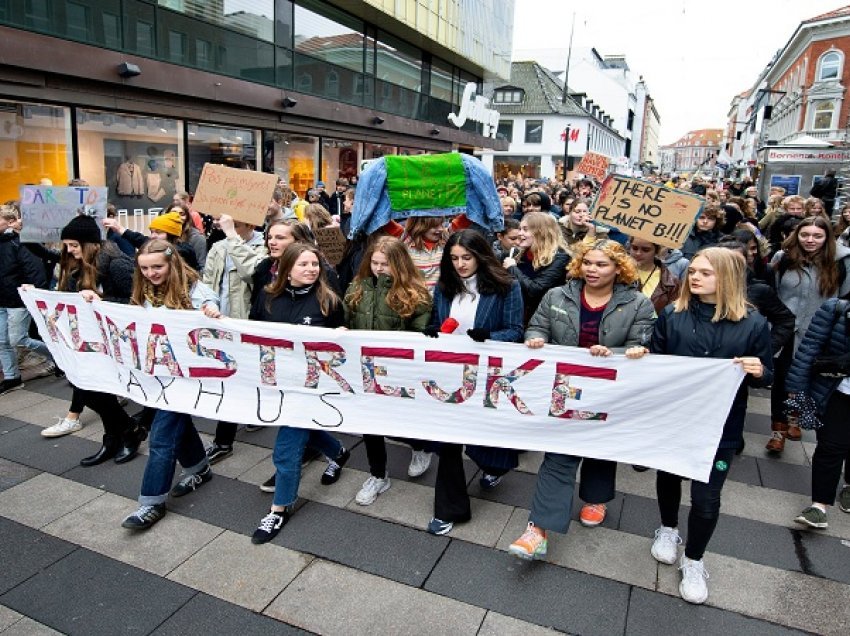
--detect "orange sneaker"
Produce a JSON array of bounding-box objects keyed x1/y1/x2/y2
[
  {"x1": 508, "y1": 522, "x2": 547, "y2": 560},
  {"x1": 579, "y1": 503, "x2": 607, "y2": 527}
]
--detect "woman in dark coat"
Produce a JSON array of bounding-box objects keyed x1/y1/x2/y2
[{"x1": 425, "y1": 230, "x2": 524, "y2": 535}]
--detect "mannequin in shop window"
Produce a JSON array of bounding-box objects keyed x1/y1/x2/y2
[{"x1": 116, "y1": 157, "x2": 144, "y2": 196}]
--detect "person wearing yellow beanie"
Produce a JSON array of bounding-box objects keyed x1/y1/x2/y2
[{"x1": 148, "y1": 211, "x2": 183, "y2": 238}]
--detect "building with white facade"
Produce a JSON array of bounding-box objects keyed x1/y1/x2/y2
[{"x1": 479, "y1": 61, "x2": 624, "y2": 180}]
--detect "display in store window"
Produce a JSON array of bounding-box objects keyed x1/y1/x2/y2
[{"x1": 104, "y1": 140, "x2": 181, "y2": 212}]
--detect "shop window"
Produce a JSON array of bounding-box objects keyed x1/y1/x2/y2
[
  {"x1": 813, "y1": 101, "x2": 835, "y2": 130},
  {"x1": 493, "y1": 155, "x2": 541, "y2": 180},
  {"x1": 0, "y1": 100, "x2": 72, "y2": 202},
  {"x1": 76, "y1": 109, "x2": 183, "y2": 232},
  {"x1": 364, "y1": 143, "x2": 396, "y2": 159},
  {"x1": 187, "y1": 123, "x2": 257, "y2": 193},
  {"x1": 264, "y1": 132, "x2": 317, "y2": 198},
  {"x1": 525, "y1": 120, "x2": 543, "y2": 144},
  {"x1": 321, "y1": 137, "x2": 359, "y2": 181},
  {"x1": 817, "y1": 51, "x2": 842, "y2": 82}
]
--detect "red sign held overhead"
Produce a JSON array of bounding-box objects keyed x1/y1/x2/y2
[{"x1": 575, "y1": 151, "x2": 609, "y2": 182}]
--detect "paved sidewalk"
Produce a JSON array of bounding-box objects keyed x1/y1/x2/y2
[{"x1": 0, "y1": 376, "x2": 845, "y2": 635}]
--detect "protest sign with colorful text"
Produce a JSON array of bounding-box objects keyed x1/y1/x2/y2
[
  {"x1": 19, "y1": 186, "x2": 108, "y2": 243},
  {"x1": 191, "y1": 163, "x2": 278, "y2": 226}
]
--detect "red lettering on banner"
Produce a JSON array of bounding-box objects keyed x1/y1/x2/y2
[
  {"x1": 421, "y1": 350, "x2": 479, "y2": 404},
  {"x1": 99, "y1": 314, "x2": 140, "y2": 368},
  {"x1": 303, "y1": 342, "x2": 354, "y2": 393},
  {"x1": 34, "y1": 300, "x2": 69, "y2": 346},
  {"x1": 241, "y1": 334, "x2": 294, "y2": 386},
  {"x1": 65, "y1": 305, "x2": 108, "y2": 354},
  {"x1": 484, "y1": 356, "x2": 544, "y2": 414},
  {"x1": 549, "y1": 362, "x2": 617, "y2": 420},
  {"x1": 187, "y1": 328, "x2": 237, "y2": 378},
  {"x1": 144, "y1": 323, "x2": 184, "y2": 376},
  {"x1": 361, "y1": 347, "x2": 416, "y2": 398}
]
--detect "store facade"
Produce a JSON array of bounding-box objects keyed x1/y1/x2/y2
[{"x1": 0, "y1": 0, "x2": 508, "y2": 217}]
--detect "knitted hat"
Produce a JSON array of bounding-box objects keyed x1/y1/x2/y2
[
  {"x1": 149, "y1": 211, "x2": 183, "y2": 237},
  {"x1": 60, "y1": 215, "x2": 101, "y2": 244}
]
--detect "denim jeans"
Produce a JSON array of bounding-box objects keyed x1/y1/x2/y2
[
  {"x1": 139, "y1": 409, "x2": 207, "y2": 506},
  {"x1": 272, "y1": 426, "x2": 342, "y2": 508},
  {"x1": 0, "y1": 307, "x2": 54, "y2": 379}
]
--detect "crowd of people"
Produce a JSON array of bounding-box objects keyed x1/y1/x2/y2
[{"x1": 1, "y1": 167, "x2": 849, "y2": 607}]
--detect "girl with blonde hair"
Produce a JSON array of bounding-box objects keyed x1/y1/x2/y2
[
  {"x1": 502, "y1": 211, "x2": 570, "y2": 321},
  {"x1": 647, "y1": 246, "x2": 772, "y2": 604}
]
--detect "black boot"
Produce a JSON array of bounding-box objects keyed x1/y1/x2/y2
[
  {"x1": 80, "y1": 436, "x2": 120, "y2": 467},
  {"x1": 114, "y1": 426, "x2": 148, "y2": 464}
]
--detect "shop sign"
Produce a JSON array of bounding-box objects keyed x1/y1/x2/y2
[
  {"x1": 448, "y1": 83, "x2": 501, "y2": 139},
  {"x1": 765, "y1": 148, "x2": 850, "y2": 163}
]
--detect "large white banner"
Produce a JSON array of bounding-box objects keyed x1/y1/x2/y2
[{"x1": 21, "y1": 289, "x2": 745, "y2": 481}]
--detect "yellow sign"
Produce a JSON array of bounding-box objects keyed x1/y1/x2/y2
[{"x1": 192, "y1": 163, "x2": 278, "y2": 226}]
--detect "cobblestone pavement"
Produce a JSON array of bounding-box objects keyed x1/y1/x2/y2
[{"x1": 1, "y1": 375, "x2": 845, "y2": 635}]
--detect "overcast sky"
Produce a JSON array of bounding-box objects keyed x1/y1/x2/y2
[{"x1": 511, "y1": 0, "x2": 845, "y2": 144}]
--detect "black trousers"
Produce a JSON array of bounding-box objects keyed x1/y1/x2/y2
[
  {"x1": 213, "y1": 421, "x2": 238, "y2": 447},
  {"x1": 656, "y1": 447, "x2": 735, "y2": 561},
  {"x1": 433, "y1": 443, "x2": 472, "y2": 523},
  {"x1": 363, "y1": 434, "x2": 427, "y2": 478},
  {"x1": 72, "y1": 386, "x2": 132, "y2": 446},
  {"x1": 579, "y1": 458, "x2": 617, "y2": 504},
  {"x1": 812, "y1": 391, "x2": 850, "y2": 505},
  {"x1": 770, "y1": 344, "x2": 793, "y2": 423}
]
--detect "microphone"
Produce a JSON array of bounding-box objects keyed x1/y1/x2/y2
[{"x1": 440, "y1": 317, "x2": 459, "y2": 333}]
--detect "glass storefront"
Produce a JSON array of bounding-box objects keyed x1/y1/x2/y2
[
  {"x1": 321, "y1": 138, "x2": 360, "y2": 182},
  {"x1": 0, "y1": 101, "x2": 72, "y2": 202},
  {"x1": 76, "y1": 109, "x2": 183, "y2": 232},
  {"x1": 187, "y1": 123, "x2": 258, "y2": 191},
  {"x1": 264, "y1": 132, "x2": 318, "y2": 197},
  {"x1": 493, "y1": 156, "x2": 541, "y2": 180},
  {"x1": 363, "y1": 143, "x2": 396, "y2": 160}
]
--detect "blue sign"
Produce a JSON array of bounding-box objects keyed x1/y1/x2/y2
[{"x1": 770, "y1": 174, "x2": 801, "y2": 196}]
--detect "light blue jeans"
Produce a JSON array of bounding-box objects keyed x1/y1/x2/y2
[{"x1": 0, "y1": 307, "x2": 54, "y2": 379}]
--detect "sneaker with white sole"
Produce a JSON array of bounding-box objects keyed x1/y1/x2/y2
[
  {"x1": 839, "y1": 486, "x2": 850, "y2": 514},
  {"x1": 355, "y1": 475, "x2": 391, "y2": 505},
  {"x1": 427, "y1": 517, "x2": 453, "y2": 535},
  {"x1": 41, "y1": 417, "x2": 83, "y2": 438},
  {"x1": 260, "y1": 474, "x2": 276, "y2": 493},
  {"x1": 794, "y1": 505, "x2": 828, "y2": 529},
  {"x1": 678, "y1": 556, "x2": 709, "y2": 604},
  {"x1": 508, "y1": 522, "x2": 548, "y2": 560},
  {"x1": 321, "y1": 447, "x2": 350, "y2": 485},
  {"x1": 251, "y1": 509, "x2": 289, "y2": 544},
  {"x1": 169, "y1": 466, "x2": 212, "y2": 497},
  {"x1": 121, "y1": 504, "x2": 166, "y2": 530},
  {"x1": 408, "y1": 450, "x2": 432, "y2": 477},
  {"x1": 651, "y1": 526, "x2": 682, "y2": 565}
]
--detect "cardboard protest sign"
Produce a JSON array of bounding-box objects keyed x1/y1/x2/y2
[
  {"x1": 19, "y1": 186, "x2": 108, "y2": 243},
  {"x1": 590, "y1": 175, "x2": 703, "y2": 249},
  {"x1": 314, "y1": 226, "x2": 347, "y2": 266},
  {"x1": 575, "y1": 151, "x2": 609, "y2": 182},
  {"x1": 191, "y1": 163, "x2": 278, "y2": 226}
]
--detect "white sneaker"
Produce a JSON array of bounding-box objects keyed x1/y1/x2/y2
[
  {"x1": 650, "y1": 526, "x2": 681, "y2": 565},
  {"x1": 408, "y1": 450, "x2": 432, "y2": 477},
  {"x1": 355, "y1": 475, "x2": 391, "y2": 505},
  {"x1": 41, "y1": 417, "x2": 83, "y2": 438},
  {"x1": 679, "y1": 555, "x2": 709, "y2": 604}
]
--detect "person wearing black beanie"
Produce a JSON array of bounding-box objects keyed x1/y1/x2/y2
[{"x1": 60, "y1": 214, "x2": 102, "y2": 245}]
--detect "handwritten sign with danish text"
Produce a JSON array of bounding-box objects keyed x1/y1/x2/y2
[{"x1": 192, "y1": 164, "x2": 278, "y2": 226}]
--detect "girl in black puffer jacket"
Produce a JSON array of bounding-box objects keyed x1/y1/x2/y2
[
  {"x1": 43, "y1": 216, "x2": 144, "y2": 467},
  {"x1": 648, "y1": 247, "x2": 773, "y2": 605}
]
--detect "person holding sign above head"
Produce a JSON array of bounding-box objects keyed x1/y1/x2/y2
[
  {"x1": 45, "y1": 216, "x2": 145, "y2": 460},
  {"x1": 343, "y1": 236, "x2": 434, "y2": 505},
  {"x1": 103, "y1": 211, "x2": 201, "y2": 272},
  {"x1": 121, "y1": 240, "x2": 221, "y2": 531},
  {"x1": 647, "y1": 247, "x2": 772, "y2": 604},
  {"x1": 508, "y1": 240, "x2": 654, "y2": 556},
  {"x1": 249, "y1": 243, "x2": 350, "y2": 544},
  {"x1": 425, "y1": 229, "x2": 524, "y2": 535},
  {"x1": 502, "y1": 211, "x2": 570, "y2": 323}
]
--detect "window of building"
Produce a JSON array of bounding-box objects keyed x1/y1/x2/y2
[
  {"x1": 293, "y1": 0, "x2": 364, "y2": 73},
  {"x1": 494, "y1": 89, "x2": 523, "y2": 104},
  {"x1": 264, "y1": 132, "x2": 317, "y2": 198},
  {"x1": 168, "y1": 30, "x2": 186, "y2": 63},
  {"x1": 524, "y1": 120, "x2": 543, "y2": 144},
  {"x1": 497, "y1": 120, "x2": 513, "y2": 143},
  {"x1": 66, "y1": 2, "x2": 91, "y2": 41},
  {"x1": 187, "y1": 123, "x2": 258, "y2": 192},
  {"x1": 325, "y1": 70, "x2": 339, "y2": 97},
  {"x1": 197, "y1": 39, "x2": 212, "y2": 68},
  {"x1": 817, "y1": 51, "x2": 842, "y2": 81},
  {"x1": 376, "y1": 30, "x2": 422, "y2": 90},
  {"x1": 0, "y1": 101, "x2": 72, "y2": 202},
  {"x1": 493, "y1": 155, "x2": 541, "y2": 180},
  {"x1": 159, "y1": 0, "x2": 274, "y2": 43},
  {"x1": 76, "y1": 109, "x2": 183, "y2": 231},
  {"x1": 321, "y1": 137, "x2": 359, "y2": 181},
  {"x1": 431, "y1": 58, "x2": 454, "y2": 103},
  {"x1": 813, "y1": 101, "x2": 835, "y2": 130},
  {"x1": 363, "y1": 143, "x2": 397, "y2": 159}
]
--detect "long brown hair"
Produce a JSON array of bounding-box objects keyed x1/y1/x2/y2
[
  {"x1": 304, "y1": 203, "x2": 334, "y2": 230},
  {"x1": 58, "y1": 242, "x2": 101, "y2": 292},
  {"x1": 346, "y1": 236, "x2": 430, "y2": 319},
  {"x1": 166, "y1": 202, "x2": 193, "y2": 242},
  {"x1": 522, "y1": 211, "x2": 567, "y2": 269},
  {"x1": 264, "y1": 243, "x2": 339, "y2": 316},
  {"x1": 781, "y1": 216, "x2": 838, "y2": 297},
  {"x1": 403, "y1": 216, "x2": 444, "y2": 250},
  {"x1": 130, "y1": 239, "x2": 199, "y2": 309}
]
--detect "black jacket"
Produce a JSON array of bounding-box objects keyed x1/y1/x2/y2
[
  {"x1": 509, "y1": 248, "x2": 570, "y2": 322},
  {"x1": 0, "y1": 231, "x2": 47, "y2": 307},
  {"x1": 651, "y1": 301, "x2": 773, "y2": 448},
  {"x1": 682, "y1": 229, "x2": 720, "y2": 260},
  {"x1": 122, "y1": 229, "x2": 199, "y2": 272},
  {"x1": 746, "y1": 271, "x2": 795, "y2": 355},
  {"x1": 251, "y1": 282, "x2": 343, "y2": 327}
]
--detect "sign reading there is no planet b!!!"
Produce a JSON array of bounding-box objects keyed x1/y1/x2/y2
[
  {"x1": 590, "y1": 175, "x2": 703, "y2": 249},
  {"x1": 19, "y1": 185, "x2": 108, "y2": 243},
  {"x1": 191, "y1": 163, "x2": 278, "y2": 226}
]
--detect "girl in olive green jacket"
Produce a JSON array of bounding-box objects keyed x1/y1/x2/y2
[{"x1": 344, "y1": 236, "x2": 433, "y2": 505}]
